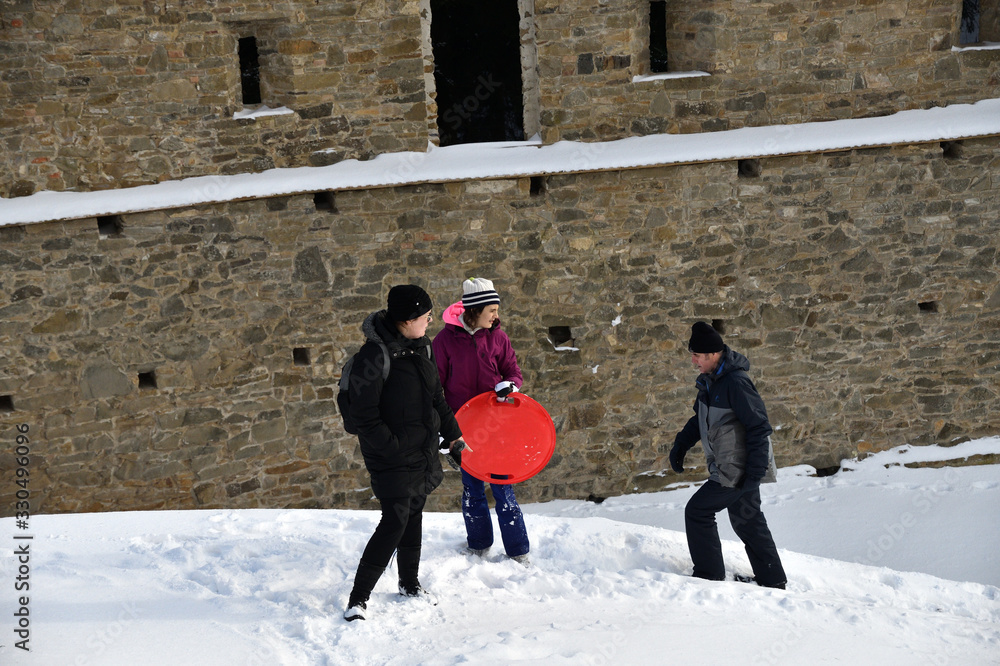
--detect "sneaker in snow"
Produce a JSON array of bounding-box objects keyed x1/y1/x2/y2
[
  {"x1": 398, "y1": 583, "x2": 438, "y2": 606},
  {"x1": 466, "y1": 547, "x2": 490, "y2": 558},
  {"x1": 343, "y1": 602, "x2": 367, "y2": 622},
  {"x1": 511, "y1": 553, "x2": 530, "y2": 566}
]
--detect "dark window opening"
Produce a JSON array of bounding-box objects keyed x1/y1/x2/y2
[
  {"x1": 430, "y1": 0, "x2": 525, "y2": 146},
  {"x1": 737, "y1": 159, "x2": 761, "y2": 179},
  {"x1": 313, "y1": 191, "x2": 337, "y2": 212},
  {"x1": 293, "y1": 347, "x2": 311, "y2": 366},
  {"x1": 530, "y1": 176, "x2": 546, "y2": 197},
  {"x1": 941, "y1": 141, "x2": 964, "y2": 160},
  {"x1": 239, "y1": 36, "x2": 262, "y2": 105},
  {"x1": 710, "y1": 319, "x2": 726, "y2": 335},
  {"x1": 918, "y1": 301, "x2": 939, "y2": 313},
  {"x1": 960, "y1": 0, "x2": 980, "y2": 43},
  {"x1": 0, "y1": 395, "x2": 14, "y2": 412},
  {"x1": 813, "y1": 465, "x2": 840, "y2": 477},
  {"x1": 138, "y1": 371, "x2": 158, "y2": 389},
  {"x1": 97, "y1": 215, "x2": 123, "y2": 239},
  {"x1": 649, "y1": 1, "x2": 669, "y2": 73},
  {"x1": 549, "y1": 326, "x2": 575, "y2": 348}
]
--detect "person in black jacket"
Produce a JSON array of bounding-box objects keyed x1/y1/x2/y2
[
  {"x1": 344, "y1": 285, "x2": 467, "y2": 621},
  {"x1": 669, "y1": 322, "x2": 787, "y2": 589}
]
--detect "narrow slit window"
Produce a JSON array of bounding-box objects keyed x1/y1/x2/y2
[
  {"x1": 0, "y1": 395, "x2": 14, "y2": 412},
  {"x1": 737, "y1": 159, "x2": 761, "y2": 179},
  {"x1": 941, "y1": 141, "x2": 964, "y2": 160},
  {"x1": 97, "y1": 215, "x2": 123, "y2": 239},
  {"x1": 239, "y1": 36, "x2": 262, "y2": 105},
  {"x1": 649, "y1": 1, "x2": 669, "y2": 73},
  {"x1": 313, "y1": 192, "x2": 337, "y2": 212},
  {"x1": 293, "y1": 347, "x2": 312, "y2": 366},
  {"x1": 918, "y1": 301, "x2": 939, "y2": 313},
  {"x1": 530, "y1": 176, "x2": 546, "y2": 197},
  {"x1": 138, "y1": 371, "x2": 158, "y2": 389},
  {"x1": 710, "y1": 319, "x2": 727, "y2": 335}
]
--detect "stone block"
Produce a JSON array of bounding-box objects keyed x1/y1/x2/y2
[{"x1": 79, "y1": 363, "x2": 133, "y2": 400}]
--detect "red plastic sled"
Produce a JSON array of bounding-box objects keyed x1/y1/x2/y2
[{"x1": 454, "y1": 392, "x2": 556, "y2": 484}]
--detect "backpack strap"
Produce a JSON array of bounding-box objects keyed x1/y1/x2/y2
[
  {"x1": 339, "y1": 341, "x2": 392, "y2": 392},
  {"x1": 377, "y1": 341, "x2": 390, "y2": 381}
]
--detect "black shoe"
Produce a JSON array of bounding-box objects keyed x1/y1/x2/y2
[
  {"x1": 734, "y1": 573, "x2": 785, "y2": 590},
  {"x1": 398, "y1": 582, "x2": 438, "y2": 605}
]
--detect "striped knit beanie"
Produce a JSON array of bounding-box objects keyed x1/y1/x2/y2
[{"x1": 461, "y1": 277, "x2": 501, "y2": 309}]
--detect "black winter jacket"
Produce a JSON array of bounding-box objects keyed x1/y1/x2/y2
[
  {"x1": 673, "y1": 346, "x2": 777, "y2": 488},
  {"x1": 348, "y1": 311, "x2": 462, "y2": 499}
]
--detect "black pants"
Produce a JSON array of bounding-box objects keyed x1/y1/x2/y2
[
  {"x1": 361, "y1": 494, "x2": 426, "y2": 568},
  {"x1": 684, "y1": 480, "x2": 786, "y2": 586}
]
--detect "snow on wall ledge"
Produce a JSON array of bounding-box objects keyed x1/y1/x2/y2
[{"x1": 2, "y1": 98, "x2": 999, "y2": 228}]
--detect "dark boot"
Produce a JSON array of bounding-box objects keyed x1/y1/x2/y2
[
  {"x1": 344, "y1": 560, "x2": 384, "y2": 621},
  {"x1": 396, "y1": 546, "x2": 421, "y2": 595},
  {"x1": 396, "y1": 546, "x2": 438, "y2": 604}
]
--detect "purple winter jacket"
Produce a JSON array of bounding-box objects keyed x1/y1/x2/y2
[{"x1": 432, "y1": 301, "x2": 523, "y2": 413}]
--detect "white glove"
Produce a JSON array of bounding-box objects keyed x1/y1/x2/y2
[{"x1": 495, "y1": 381, "x2": 519, "y2": 400}]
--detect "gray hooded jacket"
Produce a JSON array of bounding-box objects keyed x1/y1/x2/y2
[{"x1": 673, "y1": 346, "x2": 778, "y2": 488}]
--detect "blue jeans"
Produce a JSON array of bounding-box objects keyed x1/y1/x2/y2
[{"x1": 461, "y1": 469, "x2": 529, "y2": 557}]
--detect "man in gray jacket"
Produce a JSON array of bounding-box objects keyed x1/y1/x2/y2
[{"x1": 669, "y1": 322, "x2": 787, "y2": 589}]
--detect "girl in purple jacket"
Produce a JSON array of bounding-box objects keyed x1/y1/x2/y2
[{"x1": 432, "y1": 278, "x2": 530, "y2": 563}]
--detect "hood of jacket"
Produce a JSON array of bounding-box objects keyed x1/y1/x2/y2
[
  {"x1": 697, "y1": 346, "x2": 750, "y2": 389},
  {"x1": 441, "y1": 300, "x2": 502, "y2": 335},
  {"x1": 442, "y1": 301, "x2": 465, "y2": 328},
  {"x1": 362, "y1": 310, "x2": 431, "y2": 353},
  {"x1": 362, "y1": 310, "x2": 389, "y2": 345}
]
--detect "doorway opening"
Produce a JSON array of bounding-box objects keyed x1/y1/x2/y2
[{"x1": 430, "y1": 0, "x2": 525, "y2": 146}]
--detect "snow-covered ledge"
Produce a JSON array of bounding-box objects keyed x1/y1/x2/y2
[
  {"x1": 3, "y1": 97, "x2": 1000, "y2": 228},
  {"x1": 233, "y1": 105, "x2": 295, "y2": 120},
  {"x1": 952, "y1": 41, "x2": 1000, "y2": 52},
  {"x1": 632, "y1": 71, "x2": 711, "y2": 83}
]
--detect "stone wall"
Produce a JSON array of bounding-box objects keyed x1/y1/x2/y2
[
  {"x1": 2, "y1": 0, "x2": 998, "y2": 196},
  {"x1": 1, "y1": 0, "x2": 429, "y2": 195},
  {"x1": 537, "y1": 0, "x2": 1000, "y2": 140},
  {"x1": 2, "y1": 134, "x2": 999, "y2": 517}
]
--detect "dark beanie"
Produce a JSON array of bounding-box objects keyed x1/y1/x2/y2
[
  {"x1": 386, "y1": 284, "x2": 433, "y2": 322},
  {"x1": 688, "y1": 321, "x2": 724, "y2": 353}
]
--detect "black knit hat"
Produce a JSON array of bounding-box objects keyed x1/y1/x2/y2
[
  {"x1": 688, "y1": 321, "x2": 724, "y2": 353},
  {"x1": 387, "y1": 284, "x2": 433, "y2": 322}
]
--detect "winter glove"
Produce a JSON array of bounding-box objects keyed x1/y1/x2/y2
[
  {"x1": 495, "y1": 381, "x2": 519, "y2": 401},
  {"x1": 669, "y1": 445, "x2": 686, "y2": 473},
  {"x1": 442, "y1": 440, "x2": 466, "y2": 471},
  {"x1": 740, "y1": 476, "x2": 761, "y2": 493}
]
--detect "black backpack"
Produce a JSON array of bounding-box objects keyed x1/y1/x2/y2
[{"x1": 337, "y1": 341, "x2": 431, "y2": 434}]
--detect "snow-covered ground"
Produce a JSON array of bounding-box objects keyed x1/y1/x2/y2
[{"x1": 3, "y1": 439, "x2": 999, "y2": 665}]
